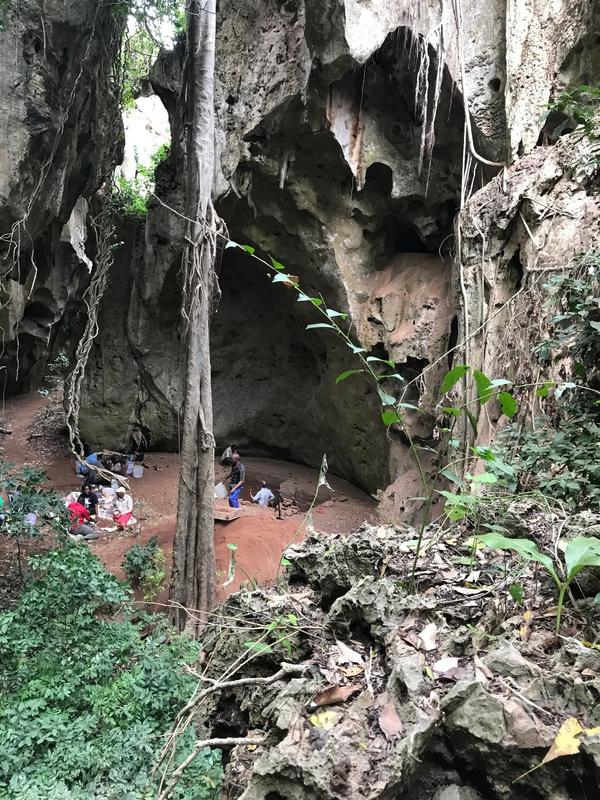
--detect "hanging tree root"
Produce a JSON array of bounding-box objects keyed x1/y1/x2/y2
[{"x1": 64, "y1": 202, "x2": 128, "y2": 488}]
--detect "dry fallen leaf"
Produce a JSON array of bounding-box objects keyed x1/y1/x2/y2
[
  {"x1": 377, "y1": 695, "x2": 404, "y2": 740},
  {"x1": 309, "y1": 709, "x2": 340, "y2": 730},
  {"x1": 340, "y1": 666, "x2": 364, "y2": 678},
  {"x1": 542, "y1": 718, "x2": 600, "y2": 765},
  {"x1": 336, "y1": 640, "x2": 364, "y2": 665},
  {"x1": 313, "y1": 684, "x2": 361, "y2": 708},
  {"x1": 432, "y1": 656, "x2": 460, "y2": 679},
  {"x1": 474, "y1": 654, "x2": 493, "y2": 683},
  {"x1": 516, "y1": 717, "x2": 600, "y2": 781},
  {"x1": 417, "y1": 622, "x2": 438, "y2": 652},
  {"x1": 520, "y1": 609, "x2": 534, "y2": 642}
]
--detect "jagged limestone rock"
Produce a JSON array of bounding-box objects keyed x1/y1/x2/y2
[{"x1": 0, "y1": 0, "x2": 124, "y2": 392}]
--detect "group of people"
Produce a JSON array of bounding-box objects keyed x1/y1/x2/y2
[
  {"x1": 220, "y1": 444, "x2": 280, "y2": 514},
  {"x1": 67, "y1": 451, "x2": 137, "y2": 540}
]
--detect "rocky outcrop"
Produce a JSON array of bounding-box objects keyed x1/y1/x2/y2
[
  {"x1": 2, "y1": 0, "x2": 595, "y2": 500},
  {"x1": 456, "y1": 127, "x2": 600, "y2": 451},
  {"x1": 190, "y1": 510, "x2": 600, "y2": 798},
  {"x1": 0, "y1": 0, "x2": 124, "y2": 393}
]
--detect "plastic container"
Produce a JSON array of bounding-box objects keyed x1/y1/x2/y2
[
  {"x1": 132, "y1": 464, "x2": 144, "y2": 479},
  {"x1": 214, "y1": 482, "x2": 228, "y2": 499},
  {"x1": 126, "y1": 460, "x2": 134, "y2": 476}
]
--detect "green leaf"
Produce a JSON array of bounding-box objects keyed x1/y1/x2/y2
[
  {"x1": 379, "y1": 373, "x2": 405, "y2": 382},
  {"x1": 377, "y1": 387, "x2": 396, "y2": 407},
  {"x1": 326, "y1": 309, "x2": 348, "y2": 320},
  {"x1": 398, "y1": 402, "x2": 421, "y2": 412},
  {"x1": 564, "y1": 536, "x2": 600, "y2": 581},
  {"x1": 306, "y1": 323, "x2": 336, "y2": 330},
  {"x1": 244, "y1": 641, "x2": 273, "y2": 654},
  {"x1": 381, "y1": 410, "x2": 401, "y2": 426},
  {"x1": 336, "y1": 369, "x2": 363, "y2": 384},
  {"x1": 441, "y1": 406, "x2": 461, "y2": 417},
  {"x1": 438, "y1": 490, "x2": 477, "y2": 506},
  {"x1": 225, "y1": 240, "x2": 241, "y2": 249},
  {"x1": 280, "y1": 558, "x2": 291, "y2": 567},
  {"x1": 347, "y1": 342, "x2": 366, "y2": 354},
  {"x1": 297, "y1": 292, "x2": 312, "y2": 302},
  {"x1": 498, "y1": 392, "x2": 518, "y2": 418},
  {"x1": 470, "y1": 472, "x2": 498, "y2": 484},
  {"x1": 270, "y1": 257, "x2": 286, "y2": 270},
  {"x1": 509, "y1": 582, "x2": 524, "y2": 604},
  {"x1": 272, "y1": 272, "x2": 292, "y2": 283},
  {"x1": 241, "y1": 244, "x2": 255, "y2": 254},
  {"x1": 474, "y1": 370, "x2": 493, "y2": 404},
  {"x1": 310, "y1": 298, "x2": 324, "y2": 307},
  {"x1": 589, "y1": 320, "x2": 600, "y2": 331},
  {"x1": 536, "y1": 381, "x2": 555, "y2": 398},
  {"x1": 440, "y1": 365, "x2": 469, "y2": 395},
  {"x1": 367, "y1": 356, "x2": 396, "y2": 368},
  {"x1": 465, "y1": 408, "x2": 479, "y2": 435},
  {"x1": 472, "y1": 446, "x2": 495, "y2": 461},
  {"x1": 489, "y1": 378, "x2": 512, "y2": 388},
  {"x1": 477, "y1": 533, "x2": 560, "y2": 585},
  {"x1": 440, "y1": 467, "x2": 464, "y2": 486},
  {"x1": 227, "y1": 543, "x2": 238, "y2": 551}
]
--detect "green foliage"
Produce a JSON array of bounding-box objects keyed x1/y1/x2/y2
[
  {"x1": 546, "y1": 86, "x2": 600, "y2": 139},
  {"x1": 535, "y1": 251, "x2": 600, "y2": 384},
  {"x1": 122, "y1": 536, "x2": 166, "y2": 601},
  {"x1": 478, "y1": 533, "x2": 600, "y2": 632},
  {"x1": 0, "y1": 0, "x2": 8, "y2": 32},
  {"x1": 244, "y1": 613, "x2": 299, "y2": 659},
  {"x1": 498, "y1": 412, "x2": 600, "y2": 510},
  {"x1": 119, "y1": 1, "x2": 186, "y2": 109},
  {"x1": 112, "y1": 144, "x2": 169, "y2": 220},
  {"x1": 0, "y1": 546, "x2": 221, "y2": 799},
  {"x1": 500, "y1": 253, "x2": 600, "y2": 510},
  {"x1": 112, "y1": 175, "x2": 149, "y2": 220}
]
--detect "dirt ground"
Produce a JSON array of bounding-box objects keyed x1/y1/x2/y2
[{"x1": 0, "y1": 393, "x2": 377, "y2": 604}]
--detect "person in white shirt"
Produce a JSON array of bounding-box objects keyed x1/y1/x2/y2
[
  {"x1": 251, "y1": 481, "x2": 275, "y2": 508},
  {"x1": 113, "y1": 487, "x2": 134, "y2": 530}
]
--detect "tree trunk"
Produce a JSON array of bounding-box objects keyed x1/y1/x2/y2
[{"x1": 169, "y1": 0, "x2": 217, "y2": 634}]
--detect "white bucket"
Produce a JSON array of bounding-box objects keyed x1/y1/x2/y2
[
  {"x1": 214, "y1": 482, "x2": 228, "y2": 499},
  {"x1": 126, "y1": 460, "x2": 134, "y2": 475},
  {"x1": 132, "y1": 464, "x2": 144, "y2": 479}
]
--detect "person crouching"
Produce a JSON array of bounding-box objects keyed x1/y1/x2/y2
[{"x1": 113, "y1": 487, "x2": 133, "y2": 530}]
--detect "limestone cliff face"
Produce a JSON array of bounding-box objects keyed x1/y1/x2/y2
[
  {"x1": 0, "y1": 0, "x2": 124, "y2": 393},
  {"x1": 2, "y1": 0, "x2": 596, "y2": 500}
]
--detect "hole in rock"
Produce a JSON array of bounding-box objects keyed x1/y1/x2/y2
[
  {"x1": 23, "y1": 301, "x2": 55, "y2": 326},
  {"x1": 488, "y1": 77, "x2": 501, "y2": 92},
  {"x1": 364, "y1": 161, "x2": 393, "y2": 197}
]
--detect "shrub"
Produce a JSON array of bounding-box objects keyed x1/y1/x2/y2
[
  {"x1": 0, "y1": 546, "x2": 221, "y2": 799},
  {"x1": 122, "y1": 536, "x2": 166, "y2": 601}
]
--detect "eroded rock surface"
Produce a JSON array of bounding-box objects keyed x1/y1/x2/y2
[
  {"x1": 192, "y1": 511, "x2": 600, "y2": 799},
  {"x1": 0, "y1": 0, "x2": 124, "y2": 393}
]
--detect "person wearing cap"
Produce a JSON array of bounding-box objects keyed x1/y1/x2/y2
[
  {"x1": 227, "y1": 453, "x2": 245, "y2": 509},
  {"x1": 112, "y1": 487, "x2": 133, "y2": 529}
]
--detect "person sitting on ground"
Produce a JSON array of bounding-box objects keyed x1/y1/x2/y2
[
  {"x1": 113, "y1": 487, "x2": 133, "y2": 530},
  {"x1": 77, "y1": 484, "x2": 99, "y2": 519},
  {"x1": 220, "y1": 444, "x2": 238, "y2": 467},
  {"x1": 227, "y1": 453, "x2": 245, "y2": 509},
  {"x1": 251, "y1": 480, "x2": 274, "y2": 508},
  {"x1": 67, "y1": 500, "x2": 91, "y2": 529}
]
